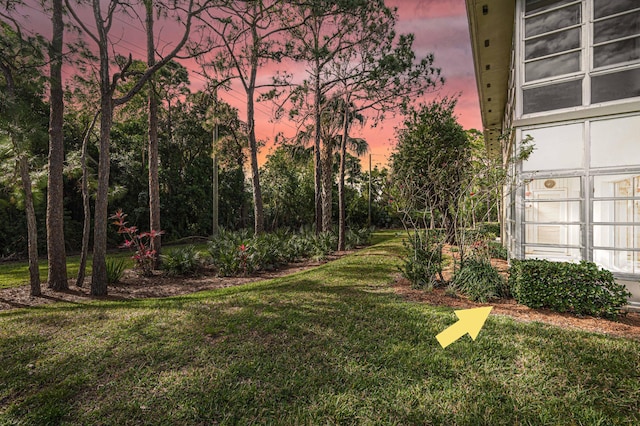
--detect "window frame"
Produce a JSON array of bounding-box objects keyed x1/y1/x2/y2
[
  {"x1": 521, "y1": 176, "x2": 584, "y2": 260},
  {"x1": 590, "y1": 173, "x2": 640, "y2": 274},
  {"x1": 517, "y1": 0, "x2": 640, "y2": 119}
]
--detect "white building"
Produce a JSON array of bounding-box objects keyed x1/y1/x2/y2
[{"x1": 465, "y1": 0, "x2": 640, "y2": 310}]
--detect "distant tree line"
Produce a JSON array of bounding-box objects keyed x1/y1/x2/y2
[{"x1": 0, "y1": 0, "x2": 441, "y2": 296}]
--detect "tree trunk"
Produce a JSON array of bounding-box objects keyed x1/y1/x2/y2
[
  {"x1": 91, "y1": 92, "x2": 113, "y2": 296},
  {"x1": 313, "y1": 63, "x2": 322, "y2": 234},
  {"x1": 321, "y1": 135, "x2": 333, "y2": 233},
  {"x1": 47, "y1": 0, "x2": 68, "y2": 291},
  {"x1": 146, "y1": 0, "x2": 161, "y2": 268},
  {"x1": 247, "y1": 87, "x2": 264, "y2": 234},
  {"x1": 18, "y1": 154, "x2": 41, "y2": 296},
  {"x1": 76, "y1": 113, "x2": 98, "y2": 287},
  {"x1": 337, "y1": 105, "x2": 350, "y2": 251}
]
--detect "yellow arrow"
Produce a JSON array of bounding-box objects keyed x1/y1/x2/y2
[{"x1": 436, "y1": 307, "x2": 493, "y2": 349}]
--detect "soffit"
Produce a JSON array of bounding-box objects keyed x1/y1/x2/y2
[{"x1": 465, "y1": 0, "x2": 515, "y2": 157}]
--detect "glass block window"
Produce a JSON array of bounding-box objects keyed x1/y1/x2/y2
[{"x1": 592, "y1": 174, "x2": 640, "y2": 274}]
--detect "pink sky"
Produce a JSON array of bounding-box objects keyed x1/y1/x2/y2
[
  {"x1": 17, "y1": 0, "x2": 481, "y2": 168},
  {"x1": 227, "y1": 0, "x2": 482, "y2": 167}
]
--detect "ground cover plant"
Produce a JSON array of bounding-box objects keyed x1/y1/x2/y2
[
  {"x1": 206, "y1": 228, "x2": 370, "y2": 277},
  {"x1": 1, "y1": 232, "x2": 639, "y2": 425},
  {"x1": 510, "y1": 259, "x2": 632, "y2": 318}
]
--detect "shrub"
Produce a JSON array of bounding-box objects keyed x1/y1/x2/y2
[
  {"x1": 110, "y1": 209, "x2": 164, "y2": 276},
  {"x1": 285, "y1": 233, "x2": 315, "y2": 261},
  {"x1": 207, "y1": 232, "x2": 251, "y2": 276},
  {"x1": 488, "y1": 241, "x2": 508, "y2": 260},
  {"x1": 251, "y1": 233, "x2": 288, "y2": 271},
  {"x1": 400, "y1": 230, "x2": 444, "y2": 289},
  {"x1": 451, "y1": 259, "x2": 508, "y2": 302},
  {"x1": 478, "y1": 222, "x2": 501, "y2": 237},
  {"x1": 311, "y1": 231, "x2": 338, "y2": 257},
  {"x1": 162, "y1": 245, "x2": 201, "y2": 277},
  {"x1": 106, "y1": 257, "x2": 126, "y2": 284},
  {"x1": 509, "y1": 259, "x2": 631, "y2": 318},
  {"x1": 344, "y1": 227, "x2": 372, "y2": 250}
]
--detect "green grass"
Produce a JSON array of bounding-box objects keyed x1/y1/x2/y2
[{"x1": 1, "y1": 231, "x2": 639, "y2": 425}]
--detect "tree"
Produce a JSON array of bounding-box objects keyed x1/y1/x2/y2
[
  {"x1": 391, "y1": 98, "x2": 470, "y2": 244},
  {"x1": 205, "y1": 96, "x2": 250, "y2": 229},
  {"x1": 0, "y1": 21, "x2": 48, "y2": 296},
  {"x1": 283, "y1": 0, "x2": 384, "y2": 232},
  {"x1": 320, "y1": 2, "x2": 442, "y2": 249},
  {"x1": 260, "y1": 145, "x2": 315, "y2": 230},
  {"x1": 46, "y1": 0, "x2": 68, "y2": 290},
  {"x1": 145, "y1": 0, "x2": 161, "y2": 269},
  {"x1": 65, "y1": 0, "x2": 212, "y2": 295},
  {"x1": 201, "y1": 0, "x2": 298, "y2": 234}
]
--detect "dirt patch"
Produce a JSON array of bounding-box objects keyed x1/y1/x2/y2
[{"x1": 0, "y1": 253, "x2": 350, "y2": 311}]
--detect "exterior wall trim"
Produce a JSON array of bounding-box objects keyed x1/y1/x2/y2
[{"x1": 514, "y1": 100, "x2": 640, "y2": 128}]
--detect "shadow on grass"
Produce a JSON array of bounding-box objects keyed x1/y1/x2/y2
[{"x1": 2, "y1": 231, "x2": 639, "y2": 424}]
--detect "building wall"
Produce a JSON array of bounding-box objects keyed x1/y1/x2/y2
[{"x1": 507, "y1": 0, "x2": 640, "y2": 308}]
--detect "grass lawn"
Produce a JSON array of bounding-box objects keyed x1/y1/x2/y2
[{"x1": 1, "y1": 231, "x2": 639, "y2": 425}]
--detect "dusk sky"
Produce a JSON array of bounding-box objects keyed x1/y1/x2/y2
[
  {"x1": 247, "y1": 0, "x2": 482, "y2": 166},
  {"x1": 18, "y1": 0, "x2": 481, "y2": 168}
]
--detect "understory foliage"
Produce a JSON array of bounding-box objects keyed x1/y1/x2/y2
[
  {"x1": 509, "y1": 259, "x2": 631, "y2": 318},
  {"x1": 207, "y1": 228, "x2": 371, "y2": 277},
  {"x1": 450, "y1": 238, "x2": 508, "y2": 302},
  {"x1": 451, "y1": 262, "x2": 508, "y2": 303},
  {"x1": 110, "y1": 210, "x2": 164, "y2": 277},
  {"x1": 105, "y1": 257, "x2": 126, "y2": 284},
  {"x1": 161, "y1": 245, "x2": 201, "y2": 277},
  {"x1": 399, "y1": 230, "x2": 444, "y2": 289}
]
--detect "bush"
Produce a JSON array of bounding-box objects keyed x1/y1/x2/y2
[
  {"x1": 251, "y1": 233, "x2": 288, "y2": 271},
  {"x1": 207, "y1": 230, "x2": 251, "y2": 276},
  {"x1": 509, "y1": 259, "x2": 631, "y2": 318},
  {"x1": 488, "y1": 241, "x2": 508, "y2": 260},
  {"x1": 400, "y1": 230, "x2": 444, "y2": 289},
  {"x1": 452, "y1": 259, "x2": 508, "y2": 302},
  {"x1": 205, "y1": 228, "x2": 360, "y2": 276},
  {"x1": 311, "y1": 231, "x2": 338, "y2": 258},
  {"x1": 162, "y1": 245, "x2": 201, "y2": 277},
  {"x1": 478, "y1": 222, "x2": 501, "y2": 237},
  {"x1": 344, "y1": 227, "x2": 372, "y2": 250},
  {"x1": 106, "y1": 258, "x2": 126, "y2": 284}
]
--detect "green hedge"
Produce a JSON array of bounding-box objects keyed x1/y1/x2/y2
[
  {"x1": 478, "y1": 222, "x2": 501, "y2": 237},
  {"x1": 509, "y1": 259, "x2": 631, "y2": 318}
]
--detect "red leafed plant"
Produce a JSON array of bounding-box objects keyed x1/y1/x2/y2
[{"x1": 110, "y1": 209, "x2": 164, "y2": 276}]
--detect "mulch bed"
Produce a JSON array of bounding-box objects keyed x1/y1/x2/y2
[
  {"x1": 394, "y1": 244, "x2": 640, "y2": 341},
  {"x1": 0, "y1": 253, "x2": 350, "y2": 311}
]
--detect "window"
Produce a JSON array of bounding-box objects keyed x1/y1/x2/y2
[
  {"x1": 523, "y1": 177, "x2": 582, "y2": 261},
  {"x1": 520, "y1": 0, "x2": 640, "y2": 115},
  {"x1": 523, "y1": 78, "x2": 582, "y2": 114},
  {"x1": 591, "y1": 1, "x2": 640, "y2": 103},
  {"x1": 521, "y1": 123, "x2": 584, "y2": 171},
  {"x1": 523, "y1": 2, "x2": 582, "y2": 83},
  {"x1": 590, "y1": 115, "x2": 640, "y2": 168},
  {"x1": 592, "y1": 174, "x2": 640, "y2": 273},
  {"x1": 521, "y1": 0, "x2": 583, "y2": 114}
]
